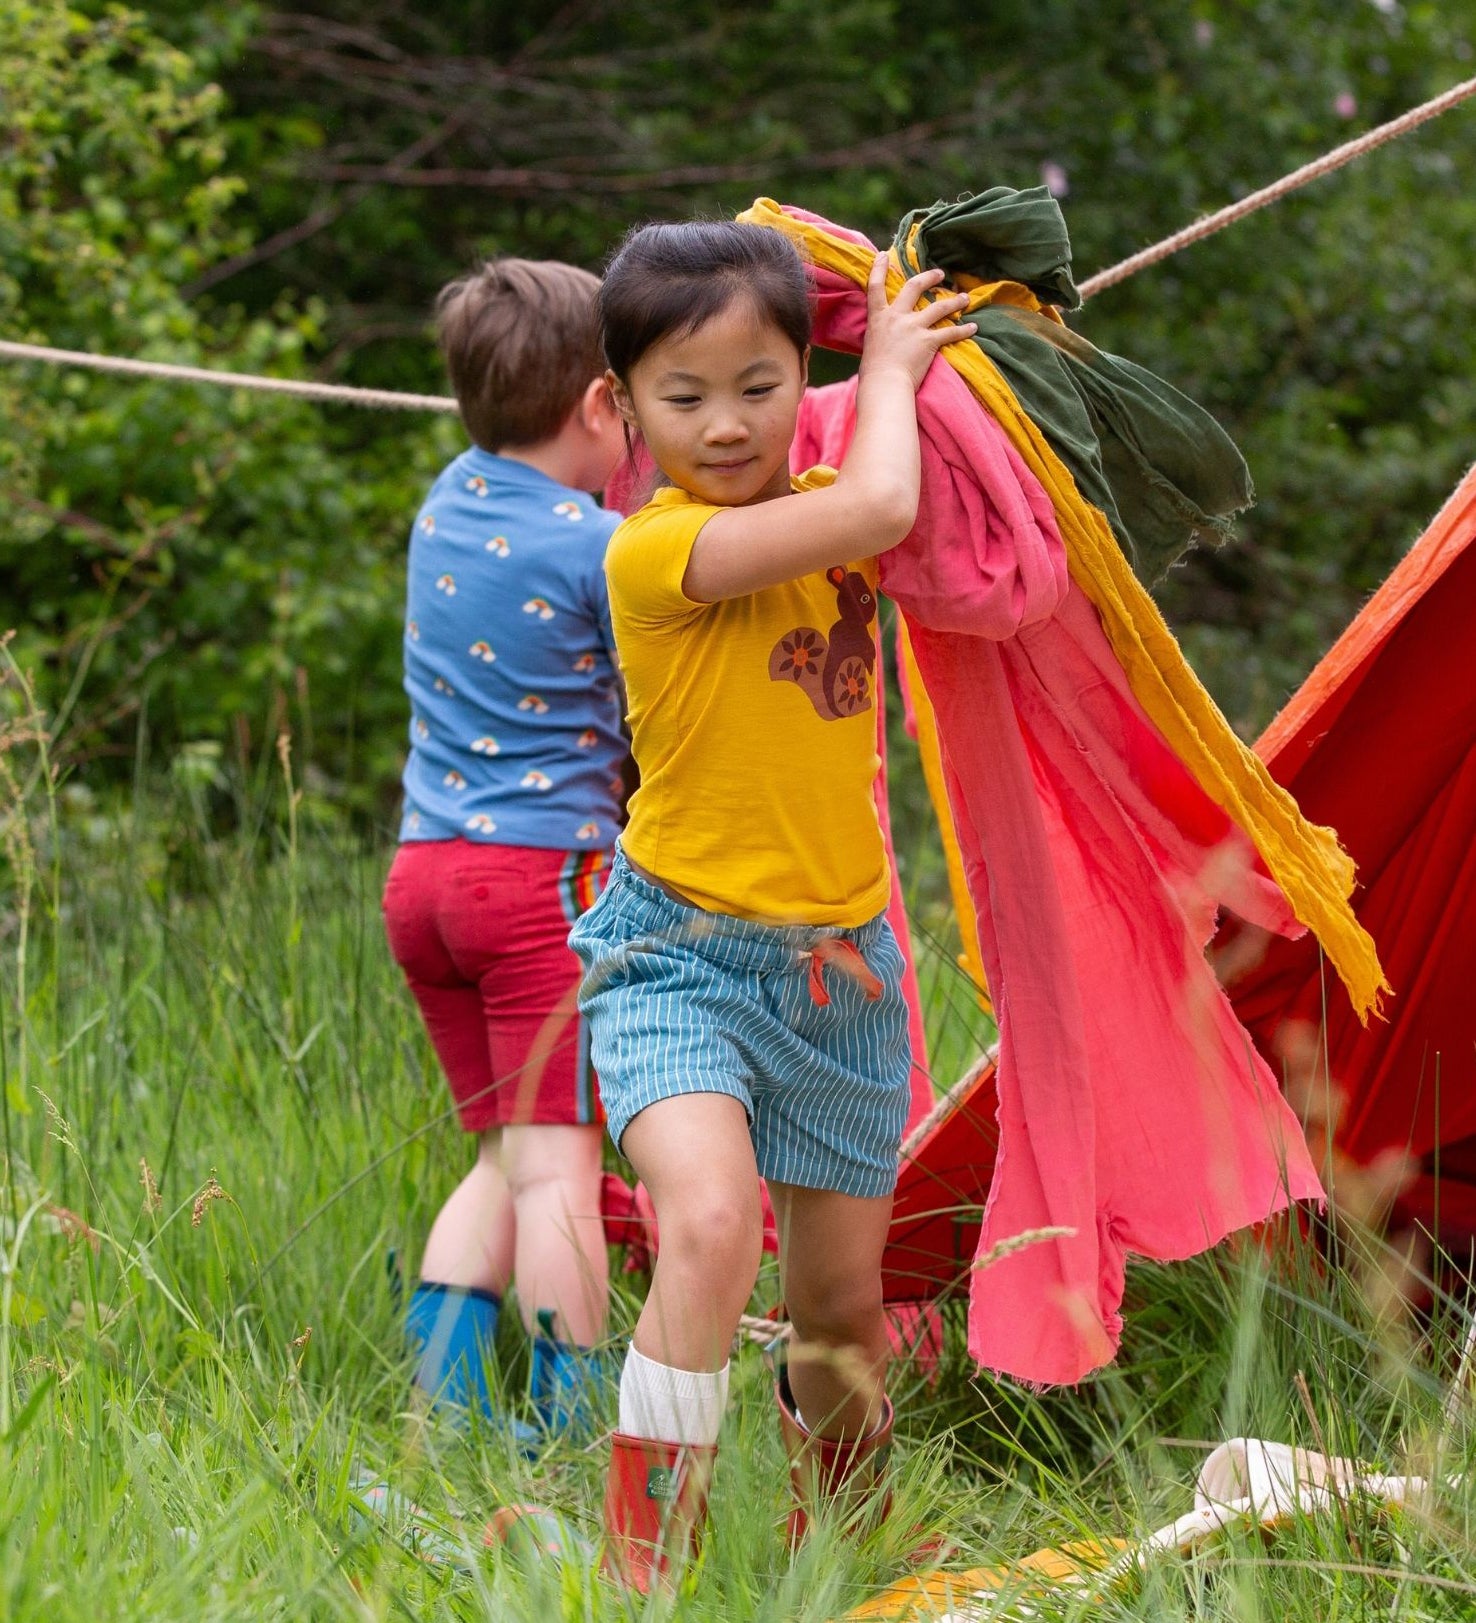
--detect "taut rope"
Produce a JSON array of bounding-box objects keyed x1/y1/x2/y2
[{"x1": 1079, "y1": 73, "x2": 1476, "y2": 299}]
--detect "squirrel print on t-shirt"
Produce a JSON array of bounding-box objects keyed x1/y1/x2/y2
[{"x1": 768, "y1": 566, "x2": 877, "y2": 720}]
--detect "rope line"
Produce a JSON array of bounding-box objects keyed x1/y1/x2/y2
[
  {"x1": 0, "y1": 339, "x2": 459, "y2": 412},
  {"x1": 1079, "y1": 73, "x2": 1476, "y2": 299},
  {"x1": 899, "y1": 1046, "x2": 997, "y2": 1160},
  {"x1": 738, "y1": 1312, "x2": 789, "y2": 1345},
  {"x1": 3, "y1": 75, "x2": 1474, "y2": 402}
]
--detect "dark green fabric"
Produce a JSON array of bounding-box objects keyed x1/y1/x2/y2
[
  {"x1": 896, "y1": 190, "x2": 1251, "y2": 586},
  {"x1": 897, "y1": 186, "x2": 1082, "y2": 311}
]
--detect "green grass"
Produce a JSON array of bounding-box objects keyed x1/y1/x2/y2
[{"x1": 4, "y1": 747, "x2": 1476, "y2": 1620}]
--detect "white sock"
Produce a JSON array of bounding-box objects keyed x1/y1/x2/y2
[{"x1": 618, "y1": 1346, "x2": 729, "y2": 1446}]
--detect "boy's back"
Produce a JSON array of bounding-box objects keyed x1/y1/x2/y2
[{"x1": 400, "y1": 446, "x2": 623, "y2": 850}]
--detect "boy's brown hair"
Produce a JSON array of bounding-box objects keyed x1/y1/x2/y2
[{"x1": 435, "y1": 258, "x2": 602, "y2": 451}]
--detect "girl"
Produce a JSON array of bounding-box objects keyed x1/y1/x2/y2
[{"x1": 571, "y1": 221, "x2": 974, "y2": 1589}]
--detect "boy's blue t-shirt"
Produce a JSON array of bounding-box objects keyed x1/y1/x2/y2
[{"x1": 399, "y1": 448, "x2": 625, "y2": 851}]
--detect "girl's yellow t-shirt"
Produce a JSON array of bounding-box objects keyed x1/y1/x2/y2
[{"x1": 606, "y1": 473, "x2": 889, "y2": 927}]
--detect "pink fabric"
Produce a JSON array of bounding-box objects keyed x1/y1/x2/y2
[
  {"x1": 872, "y1": 637, "x2": 934, "y2": 1131},
  {"x1": 790, "y1": 209, "x2": 1322, "y2": 1385}
]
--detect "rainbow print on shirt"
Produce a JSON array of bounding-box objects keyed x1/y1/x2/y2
[{"x1": 401, "y1": 450, "x2": 625, "y2": 850}]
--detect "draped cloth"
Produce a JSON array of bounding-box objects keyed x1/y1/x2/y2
[
  {"x1": 894, "y1": 187, "x2": 1254, "y2": 588},
  {"x1": 746, "y1": 195, "x2": 1385, "y2": 1024},
  {"x1": 761, "y1": 196, "x2": 1381, "y2": 1384}
]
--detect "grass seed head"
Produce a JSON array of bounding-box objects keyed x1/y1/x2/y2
[
  {"x1": 191, "y1": 1175, "x2": 230, "y2": 1227},
  {"x1": 139, "y1": 1157, "x2": 162, "y2": 1215}
]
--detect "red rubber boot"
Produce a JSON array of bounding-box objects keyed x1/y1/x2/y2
[
  {"x1": 774, "y1": 1367, "x2": 893, "y2": 1547},
  {"x1": 601, "y1": 1431, "x2": 717, "y2": 1593}
]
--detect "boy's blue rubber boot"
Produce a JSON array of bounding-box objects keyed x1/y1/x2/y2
[
  {"x1": 529, "y1": 1315, "x2": 616, "y2": 1441},
  {"x1": 404, "y1": 1281, "x2": 503, "y2": 1418},
  {"x1": 405, "y1": 1281, "x2": 546, "y2": 1451}
]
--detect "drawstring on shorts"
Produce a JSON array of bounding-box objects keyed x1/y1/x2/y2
[{"x1": 800, "y1": 937, "x2": 884, "y2": 1007}]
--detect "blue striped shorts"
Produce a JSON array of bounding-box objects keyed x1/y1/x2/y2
[{"x1": 568, "y1": 848, "x2": 911, "y2": 1199}]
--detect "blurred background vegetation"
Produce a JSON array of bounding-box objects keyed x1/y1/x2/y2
[{"x1": 3, "y1": 0, "x2": 1475, "y2": 832}]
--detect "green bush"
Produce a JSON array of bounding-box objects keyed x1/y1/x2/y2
[{"x1": 0, "y1": 1, "x2": 451, "y2": 817}]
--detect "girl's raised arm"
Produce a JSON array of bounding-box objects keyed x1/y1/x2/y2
[{"x1": 683, "y1": 256, "x2": 974, "y2": 604}]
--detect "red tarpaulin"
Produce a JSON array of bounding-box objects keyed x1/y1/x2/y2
[
  {"x1": 879, "y1": 459, "x2": 1476, "y2": 1299},
  {"x1": 880, "y1": 1058, "x2": 997, "y2": 1302},
  {"x1": 1224, "y1": 460, "x2": 1476, "y2": 1242}
]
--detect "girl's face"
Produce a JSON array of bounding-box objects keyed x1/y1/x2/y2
[{"x1": 609, "y1": 296, "x2": 808, "y2": 508}]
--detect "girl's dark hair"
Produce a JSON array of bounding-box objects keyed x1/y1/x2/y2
[{"x1": 599, "y1": 220, "x2": 811, "y2": 380}]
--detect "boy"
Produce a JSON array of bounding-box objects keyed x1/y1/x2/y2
[{"x1": 382, "y1": 258, "x2": 627, "y2": 1437}]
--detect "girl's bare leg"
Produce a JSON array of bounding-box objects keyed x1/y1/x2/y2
[
  {"x1": 419, "y1": 1129, "x2": 515, "y2": 1293},
  {"x1": 770, "y1": 1182, "x2": 893, "y2": 1437},
  {"x1": 620, "y1": 1094, "x2": 765, "y2": 1371},
  {"x1": 501, "y1": 1121, "x2": 609, "y2": 1345}
]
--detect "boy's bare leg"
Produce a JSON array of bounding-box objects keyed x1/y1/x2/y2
[
  {"x1": 620, "y1": 1094, "x2": 765, "y2": 1371},
  {"x1": 501, "y1": 1122, "x2": 609, "y2": 1346},
  {"x1": 419, "y1": 1129, "x2": 515, "y2": 1294},
  {"x1": 770, "y1": 1182, "x2": 893, "y2": 1437}
]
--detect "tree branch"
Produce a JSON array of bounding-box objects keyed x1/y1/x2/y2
[
  {"x1": 8, "y1": 492, "x2": 132, "y2": 554},
  {"x1": 183, "y1": 113, "x2": 471, "y2": 299},
  {"x1": 309, "y1": 115, "x2": 976, "y2": 197}
]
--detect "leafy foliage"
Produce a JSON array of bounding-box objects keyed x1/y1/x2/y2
[{"x1": 0, "y1": 1, "x2": 451, "y2": 808}]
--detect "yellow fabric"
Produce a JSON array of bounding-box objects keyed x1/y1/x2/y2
[
  {"x1": 844, "y1": 1539, "x2": 1131, "y2": 1620},
  {"x1": 738, "y1": 197, "x2": 1387, "y2": 1019},
  {"x1": 896, "y1": 619, "x2": 992, "y2": 1010},
  {"x1": 607, "y1": 471, "x2": 890, "y2": 927}
]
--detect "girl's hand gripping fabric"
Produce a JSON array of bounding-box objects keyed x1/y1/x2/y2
[{"x1": 857, "y1": 253, "x2": 975, "y2": 390}]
